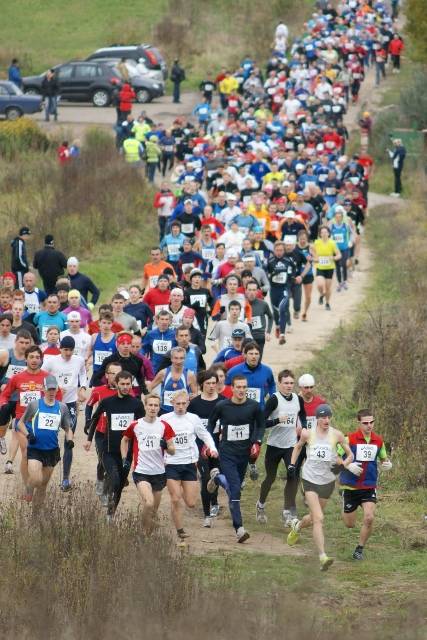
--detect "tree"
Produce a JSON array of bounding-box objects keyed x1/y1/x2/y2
[{"x1": 405, "y1": 0, "x2": 427, "y2": 64}]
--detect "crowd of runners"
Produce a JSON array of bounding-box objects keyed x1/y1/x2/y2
[{"x1": 0, "y1": 0, "x2": 399, "y2": 570}]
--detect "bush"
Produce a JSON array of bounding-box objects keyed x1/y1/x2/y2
[{"x1": 0, "y1": 118, "x2": 50, "y2": 159}]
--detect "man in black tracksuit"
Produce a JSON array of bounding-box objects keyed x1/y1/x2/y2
[
  {"x1": 11, "y1": 226, "x2": 31, "y2": 288},
  {"x1": 33, "y1": 235, "x2": 67, "y2": 294}
]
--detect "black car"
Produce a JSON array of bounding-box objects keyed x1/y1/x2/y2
[
  {"x1": 0, "y1": 81, "x2": 42, "y2": 120},
  {"x1": 22, "y1": 61, "x2": 163, "y2": 107}
]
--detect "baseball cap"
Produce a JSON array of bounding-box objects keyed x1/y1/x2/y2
[
  {"x1": 183, "y1": 198, "x2": 193, "y2": 205},
  {"x1": 284, "y1": 211, "x2": 296, "y2": 219},
  {"x1": 19, "y1": 226, "x2": 31, "y2": 236},
  {"x1": 67, "y1": 311, "x2": 81, "y2": 321},
  {"x1": 298, "y1": 373, "x2": 315, "y2": 387},
  {"x1": 231, "y1": 328, "x2": 246, "y2": 339},
  {"x1": 315, "y1": 403, "x2": 332, "y2": 418},
  {"x1": 60, "y1": 336, "x2": 75, "y2": 349},
  {"x1": 44, "y1": 375, "x2": 58, "y2": 390},
  {"x1": 190, "y1": 268, "x2": 203, "y2": 278},
  {"x1": 67, "y1": 257, "x2": 79, "y2": 266},
  {"x1": 45, "y1": 234, "x2": 54, "y2": 246}
]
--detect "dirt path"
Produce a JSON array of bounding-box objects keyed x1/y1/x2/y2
[{"x1": 0, "y1": 37, "x2": 406, "y2": 557}]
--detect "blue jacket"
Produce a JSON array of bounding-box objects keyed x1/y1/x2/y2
[
  {"x1": 225, "y1": 362, "x2": 276, "y2": 408},
  {"x1": 8, "y1": 64, "x2": 22, "y2": 88}
]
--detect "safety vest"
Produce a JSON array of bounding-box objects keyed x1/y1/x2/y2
[{"x1": 123, "y1": 138, "x2": 141, "y2": 163}]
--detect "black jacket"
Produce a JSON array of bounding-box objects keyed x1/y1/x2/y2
[
  {"x1": 33, "y1": 245, "x2": 67, "y2": 282},
  {"x1": 171, "y1": 63, "x2": 185, "y2": 83},
  {"x1": 41, "y1": 75, "x2": 59, "y2": 97},
  {"x1": 10, "y1": 237, "x2": 28, "y2": 272}
]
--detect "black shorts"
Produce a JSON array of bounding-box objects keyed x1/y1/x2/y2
[
  {"x1": 342, "y1": 488, "x2": 377, "y2": 513},
  {"x1": 165, "y1": 463, "x2": 198, "y2": 482},
  {"x1": 27, "y1": 447, "x2": 61, "y2": 468},
  {"x1": 302, "y1": 478, "x2": 335, "y2": 499},
  {"x1": 133, "y1": 471, "x2": 166, "y2": 492},
  {"x1": 316, "y1": 268, "x2": 334, "y2": 279},
  {"x1": 302, "y1": 274, "x2": 314, "y2": 285}
]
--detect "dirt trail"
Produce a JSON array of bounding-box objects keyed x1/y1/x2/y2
[{"x1": 0, "y1": 38, "x2": 406, "y2": 557}]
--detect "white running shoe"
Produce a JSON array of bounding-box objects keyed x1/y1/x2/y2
[
  {"x1": 210, "y1": 504, "x2": 220, "y2": 518},
  {"x1": 207, "y1": 468, "x2": 220, "y2": 494},
  {"x1": 236, "y1": 527, "x2": 250, "y2": 543},
  {"x1": 95, "y1": 480, "x2": 104, "y2": 496},
  {"x1": 282, "y1": 510, "x2": 294, "y2": 528},
  {"x1": 203, "y1": 517, "x2": 212, "y2": 528},
  {"x1": 0, "y1": 437, "x2": 7, "y2": 455},
  {"x1": 256, "y1": 502, "x2": 268, "y2": 524}
]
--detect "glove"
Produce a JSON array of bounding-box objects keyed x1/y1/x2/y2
[
  {"x1": 381, "y1": 460, "x2": 393, "y2": 471},
  {"x1": 249, "y1": 443, "x2": 261, "y2": 463},
  {"x1": 64, "y1": 440, "x2": 74, "y2": 450},
  {"x1": 122, "y1": 459, "x2": 131, "y2": 473},
  {"x1": 26, "y1": 432, "x2": 36, "y2": 445},
  {"x1": 219, "y1": 306, "x2": 226, "y2": 314},
  {"x1": 87, "y1": 302, "x2": 95, "y2": 312},
  {"x1": 348, "y1": 462, "x2": 363, "y2": 477},
  {"x1": 200, "y1": 444, "x2": 209, "y2": 459},
  {"x1": 160, "y1": 438, "x2": 167, "y2": 451},
  {"x1": 287, "y1": 464, "x2": 296, "y2": 480},
  {"x1": 83, "y1": 422, "x2": 90, "y2": 435},
  {"x1": 330, "y1": 463, "x2": 342, "y2": 475}
]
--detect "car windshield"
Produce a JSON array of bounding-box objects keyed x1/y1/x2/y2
[{"x1": 5, "y1": 82, "x2": 23, "y2": 96}]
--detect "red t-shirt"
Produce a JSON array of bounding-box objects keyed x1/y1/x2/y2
[
  {"x1": 87, "y1": 320, "x2": 124, "y2": 336},
  {"x1": 303, "y1": 395, "x2": 326, "y2": 430},
  {"x1": 0, "y1": 369, "x2": 62, "y2": 419},
  {"x1": 86, "y1": 385, "x2": 118, "y2": 434},
  {"x1": 142, "y1": 288, "x2": 171, "y2": 314}
]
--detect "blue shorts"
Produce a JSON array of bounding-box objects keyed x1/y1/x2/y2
[{"x1": 165, "y1": 463, "x2": 198, "y2": 482}]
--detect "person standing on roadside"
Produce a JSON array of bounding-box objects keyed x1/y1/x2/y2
[
  {"x1": 388, "y1": 33, "x2": 404, "y2": 73},
  {"x1": 66, "y1": 257, "x2": 100, "y2": 306},
  {"x1": 8, "y1": 58, "x2": 22, "y2": 88},
  {"x1": 388, "y1": 138, "x2": 406, "y2": 198},
  {"x1": 118, "y1": 81, "x2": 135, "y2": 123},
  {"x1": 33, "y1": 235, "x2": 67, "y2": 294},
  {"x1": 41, "y1": 69, "x2": 60, "y2": 122},
  {"x1": 10, "y1": 226, "x2": 31, "y2": 289},
  {"x1": 171, "y1": 59, "x2": 186, "y2": 104}
]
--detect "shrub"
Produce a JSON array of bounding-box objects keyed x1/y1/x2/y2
[{"x1": 0, "y1": 117, "x2": 50, "y2": 159}]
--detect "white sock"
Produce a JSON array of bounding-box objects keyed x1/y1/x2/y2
[{"x1": 257, "y1": 501, "x2": 265, "y2": 509}]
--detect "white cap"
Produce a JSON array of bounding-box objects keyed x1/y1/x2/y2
[
  {"x1": 67, "y1": 256, "x2": 79, "y2": 266},
  {"x1": 284, "y1": 211, "x2": 296, "y2": 219},
  {"x1": 118, "y1": 288, "x2": 130, "y2": 300},
  {"x1": 67, "y1": 311, "x2": 81, "y2": 321},
  {"x1": 226, "y1": 193, "x2": 237, "y2": 201},
  {"x1": 298, "y1": 373, "x2": 315, "y2": 387}
]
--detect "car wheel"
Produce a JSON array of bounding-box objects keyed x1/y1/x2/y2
[
  {"x1": 5, "y1": 107, "x2": 23, "y2": 121},
  {"x1": 136, "y1": 88, "x2": 152, "y2": 103},
  {"x1": 92, "y1": 89, "x2": 110, "y2": 107}
]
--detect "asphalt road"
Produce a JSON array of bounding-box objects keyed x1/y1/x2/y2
[{"x1": 31, "y1": 91, "x2": 199, "y2": 136}]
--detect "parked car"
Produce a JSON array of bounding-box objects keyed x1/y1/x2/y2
[
  {"x1": 86, "y1": 44, "x2": 168, "y2": 82},
  {"x1": 94, "y1": 57, "x2": 165, "y2": 89},
  {"x1": 0, "y1": 81, "x2": 43, "y2": 120},
  {"x1": 99, "y1": 59, "x2": 164, "y2": 102},
  {"x1": 22, "y1": 61, "x2": 163, "y2": 106}
]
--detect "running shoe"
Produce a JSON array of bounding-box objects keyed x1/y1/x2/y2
[
  {"x1": 61, "y1": 479, "x2": 72, "y2": 492},
  {"x1": 207, "y1": 468, "x2": 220, "y2": 494},
  {"x1": 0, "y1": 437, "x2": 7, "y2": 455},
  {"x1": 95, "y1": 480, "x2": 104, "y2": 496},
  {"x1": 319, "y1": 294, "x2": 324, "y2": 305},
  {"x1": 294, "y1": 312, "x2": 300, "y2": 320},
  {"x1": 320, "y1": 556, "x2": 334, "y2": 571},
  {"x1": 287, "y1": 326, "x2": 293, "y2": 334},
  {"x1": 249, "y1": 463, "x2": 259, "y2": 481},
  {"x1": 343, "y1": 282, "x2": 348, "y2": 290},
  {"x1": 279, "y1": 333, "x2": 286, "y2": 345},
  {"x1": 287, "y1": 518, "x2": 301, "y2": 546},
  {"x1": 210, "y1": 504, "x2": 220, "y2": 518},
  {"x1": 177, "y1": 529, "x2": 190, "y2": 540},
  {"x1": 282, "y1": 510, "x2": 294, "y2": 528},
  {"x1": 236, "y1": 527, "x2": 250, "y2": 543},
  {"x1": 100, "y1": 494, "x2": 108, "y2": 507},
  {"x1": 4, "y1": 460, "x2": 13, "y2": 474},
  {"x1": 325, "y1": 303, "x2": 331, "y2": 311},
  {"x1": 337, "y1": 283, "x2": 342, "y2": 292},
  {"x1": 352, "y1": 546, "x2": 364, "y2": 560},
  {"x1": 203, "y1": 517, "x2": 212, "y2": 528},
  {"x1": 256, "y1": 502, "x2": 267, "y2": 524}
]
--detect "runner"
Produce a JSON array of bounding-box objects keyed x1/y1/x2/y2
[
  {"x1": 256, "y1": 369, "x2": 306, "y2": 526},
  {"x1": 207, "y1": 375, "x2": 264, "y2": 542},
  {"x1": 85, "y1": 370, "x2": 145, "y2": 521},
  {"x1": 60, "y1": 311, "x2": 91, "y2": 360},
  {"x1": 339, "y1": 408, "x2": 392, "y2": 560},
  {"x1": 84, "y1": 361, "x2": 122, "y2": 500},
  {"x1": 142, "y1": 310, "x2": 175, "y2": 374},
  {"x1": 208, "y1": 301, "x2": 252, "y2": 351},
  {"x1": 244, "y1": 280, "x2": 273, "y2": 356},
  {"x1": 92, "y1": 332, "x2": 148, "y2": 394},
  {"x1": 121, "y1": 394, "x2": 175, "y2": 534},
  {"x1": 296, "y1": 230, "x2": 314, "y2": 321},
  {"x1": 312, "y1": 226, "x2": 341, "y2": 311},
  {"x1": 142, "y1": 247, "x2": 176, "y2": 292},
  {"x1": 188, "y1": 369, "x2": 224, "y2": 527},
  {"x1": 17, "y1": 375, "x2": 73, "y2": 510},
  {"x1": 163, "y1": 390, "x2": 218, "y2": 541},
  {"x1": 42, "y1": 336, "x2": 87, "y2": 491},
  {"x1": 225, "y1": 341, "x2": 275, "y2": 409},
  {"x1": 286, "y1": 404, "x2": 353, "y2": 571},
  {"x1": 148, "y1": 347, "x2": 197, "y2": 414},
  {"x1": 90, "y1": 311, "x2": 117, "y2": 383},
  {"x1": 33, "y1": 293, "x2": 67, "y2": 342},
  {"x1": 298, "y1": 374, "x2": 326, "y2": 431}
]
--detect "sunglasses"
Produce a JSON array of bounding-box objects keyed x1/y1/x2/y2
[
  {"x1": 361, "y1": 420, "x2": 375, "y2": 425},
  {"x1": 303, "y1": 386, "x2": 314, "y2": 389}
]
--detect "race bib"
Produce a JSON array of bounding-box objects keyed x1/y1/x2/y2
[
  {"x1": 174, "y1": 431, "x2": 189, "y2": 449},
  {"x1": 199, "y1": 107, "x2": 208, "y2": 115},
  {"x1": 280, "y1": 414, "x2": 297, "y2": 428},
  {"x1": 227, "y1": 424, "x2": 250, "y2": 441},
  {"x1": 153, "y1": 340, "x2": 171, "y2": 355},
  {"x1": 326, "y1": 187, "x2": 336, "y2": 195},
  {"x1": 163, "y1": 390, "x2": 178, "y2": 406},
  {"x1": 25, "y1": 302, "x2": 39, "y2": 314},
  {"x1": 41, "y1": 325, "x2": 50, "y2": 341},
  {"x1": 149, "y1": 275, "x2": 159, "y2": 288},
  {"x1": 306, "y1": 416, "x2": 317, "y2": 430},
  {"x1": 246, "y1": 388, "x2": 261, "y2": 402},
  {"x1": 154, "y1": 304, "x2": 169, "y2": 315},
  {"x1": 333, "y1": 233, "x2": 344, "y2": 243},
  {"x1": 140, "y1": 433, "x2": 161, "y2": 450},
  {"x1": 94, "y1": 350, "x2": 111, "y2": 366},
  {"x1": 111, "y1": 413, "x2": 134, "y2": 431},
  {"x1": 181, "y1": 223, "x2": 194, "y2": 234},
  {"x1": 251, "y1": 316, "x2": 262, "y2": 330},
  {"x1": 356, "y1": 444, "x2": 377, "y2": 462},
  {"x1": 309, "y1": 444, "x2": 332, "y2": 461},
  {"x1": 168, "y1": 243, "x2": 181, "y2": 257},
  {"x1": 58, "y1": 372, "x2": 73, "y2": 388},
  {"x1": 318, "y1": 256, "x2": 332, "y2": 267},
  {"x1": 190, "y1": 294, "x2": 206, "y2": 307},
  {"x1": 283, "y1": 235, "x2": 297, "y2": 244},
  {"x1": 38, "y1": 412, "x2": 61, "y2": 431},
  {"x1": 20, "y1": 390, "x2": 41, "y2": 406},
  {"x1": 272, "y1": 272, "x2": 287, "y2": 284},
  {"x1": 201, "y1": 248, "x2": 215, "y2": 260},
  {"x1": 5, "y1": 364, "x2": 26, "y2": 378}
]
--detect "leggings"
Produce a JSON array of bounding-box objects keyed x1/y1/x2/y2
[
  {"x1": 95, "y1": 431, "x2": 106, "y2": 482},
  {"x1": 161, "y1": 153, "x2": 174, "y2": 176},
  {"x1": 270, "y1": 285, "x2": 290, "y2": 334},
  {"x1": 102, "y1": 450, "x2": 127, "y2": 516},
  {"x1": 63, "y1": 402, "x2": 77, "y2": 480},
  {"x1": 259, "y1": 445, "x2": 299, "y2": 510},
  {"x1": 198, "y1": 455, "x2": 218, "y2": 517},
  {"x1": 335, "y1": 248, "x2": 349, "y2": 283},
  {"x1": 219, "y1": 450, "x2": 249, "y2": 530}
]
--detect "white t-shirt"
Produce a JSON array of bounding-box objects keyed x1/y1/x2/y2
[
  {"x1": 161, "y1": 411, "x2": 217, "y2": 465},
  {"x1": 60, "y1": 330, "x2": 91, "y2": 360},
  {"x1": 43, "y1": 354, "x2": 87, "y2": 403},
  {"x1": 125, "y1": 417, "x2": 175, "y2": 475},
  {"x1": 209, "y1": 320, "x2": 252, "y2": 350}
]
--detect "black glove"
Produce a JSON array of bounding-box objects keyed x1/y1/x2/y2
[
  {"x1": 27, "y1": 432, "x2": 36, "y2": 445},
  {"x1": 192, "y1": 301, "x2": 201, "y2": 309},
  {"x1": 160, "y1": 438, "x2": 167, "y2": 451},
  {"x1": 122, "y1": 459, "x2": 131, "y2": 473},
  {"x1": 330, "y1": 463, "x2": 342, "y2": 475},
  {"x1": 83, "y1": 422, "x2": 90, "y2": 435},
  {"x1": 64, "y1": 440, "x2": 74, "y2": 450},
  {"x1": 219, "y1": 305, "x2": 225, "y2": 314},
  {"x1": 287, "y1": 464, "x2": 296, "y2": 480}
]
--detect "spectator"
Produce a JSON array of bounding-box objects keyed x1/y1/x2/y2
[
  {"x1": 8, "y1": 58, "x2": 22, "y2": 88},
  {"x1": 388, "y1": 138, "x2": 406, "y2": 198},
  {"x1": 170, "y1": 59, "x2": 186, "y2": 104},
  {"x1": 118, "y1": 82, "x2": 135, "y2": 122},
  {"x1": 33, "y1": 235, "x2": 67, "y2": 294},
  {"x1": 41, "y1": 68, "x2": 60, "y2": 122},
  {"x1": 10, "y1": 226, "x2": 31, "y2": 288}
]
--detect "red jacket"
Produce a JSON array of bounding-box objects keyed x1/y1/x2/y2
[
  {"x1": 119, "y1": 84, "x2": 135, "y2": 111},
  {"x1": 389, "y1": 39, "x2": 404, "y2": 56}
]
